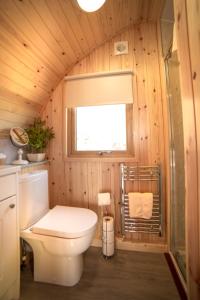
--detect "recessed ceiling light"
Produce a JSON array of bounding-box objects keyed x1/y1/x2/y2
[{"x1": 77, "y1": 0, "x2": 106, "y2": 12}]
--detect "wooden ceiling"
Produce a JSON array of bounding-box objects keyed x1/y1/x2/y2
[{"x1": 0, "y1": 0, "x2": 164, "y2": 128}]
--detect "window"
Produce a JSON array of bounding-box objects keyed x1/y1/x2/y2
[
  {"x1": 77, "y1": 104, "x2": 126, "y2": 151},
  {"x1": 67, "y1": 103, "x2": 133, "y2": 157}
]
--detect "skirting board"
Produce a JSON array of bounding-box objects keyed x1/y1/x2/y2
[{"x1": 91, "y1": 238, "x2": 168, "y2": 253}]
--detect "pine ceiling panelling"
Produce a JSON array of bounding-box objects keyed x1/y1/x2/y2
[
  {"x1": 0, "y1": 26, "x2": 60, "y2": 85},
  {"x1": 0, "y1": 86, "x2": 42, "y2": 111},
  {"x1": 26, "y1": 0, "x2": 77, "y2": 63},
  {"x1": 0, "y1": 0, "x2": 164, "y2": 130}
]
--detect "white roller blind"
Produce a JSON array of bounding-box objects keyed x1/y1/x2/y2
[{"x1": 64, "y1": 70, "x2": 133, "y2": 108}]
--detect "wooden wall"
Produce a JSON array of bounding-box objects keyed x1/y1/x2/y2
[
  {"x1": 42, "y1": 22, "x2": 167, "y2": 247},
  {"x1": 173, "y1": 0, "x2": 200, "y2": 298},
  {"x1": 0, "y1": 91, "x2": 40, "y2": 134}
]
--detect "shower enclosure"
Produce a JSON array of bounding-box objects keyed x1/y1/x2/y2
[
  {"x1": 165, "y1": 50, "x2": 186, "y2": 283},
  {"x1": 160, "y1": 0, "x2": 187, "y2": 289}
]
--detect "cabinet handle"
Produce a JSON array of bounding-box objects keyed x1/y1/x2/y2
[{"x1": 9, "y1": 203, "x2": 15, "y2": 209}]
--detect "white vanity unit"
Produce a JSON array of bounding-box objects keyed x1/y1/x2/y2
[{"x1": 0, "y1": 166, "x2": 21, "y2": 300}]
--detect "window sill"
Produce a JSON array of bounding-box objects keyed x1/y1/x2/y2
[{"x1": 64, "y1": 156, "x2": 138, "y2": 163}]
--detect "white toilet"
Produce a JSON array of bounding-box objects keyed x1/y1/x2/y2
[{"x1": 19, "y1": 170, "x2": 97, "y2": 286}]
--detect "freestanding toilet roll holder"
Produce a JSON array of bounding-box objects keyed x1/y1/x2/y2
[
  {"x1": 102, "y1": 216, "x2": 114, "y2": 258},
  {"x1": 97, "y1": 192, "x2": 115, "y2": 258}
]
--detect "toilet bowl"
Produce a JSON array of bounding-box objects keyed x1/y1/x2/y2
[{"x1": 19, "y1": 171, "x2": 97, "y2": 286}]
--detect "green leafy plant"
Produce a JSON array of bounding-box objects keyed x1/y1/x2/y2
[{"x1": 25, "y1": 118, "x2": 55, "y2": 153}]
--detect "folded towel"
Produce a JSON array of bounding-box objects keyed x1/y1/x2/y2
[
  {"x1": 128, "y1": 193, "x2": 143, "y2": 218},
  {"x1": 128, "y1": 192, "x2": 153, "y2": 219},
  {"x1": 142, "y1": 193, "x2": 153, "y2": 219}
]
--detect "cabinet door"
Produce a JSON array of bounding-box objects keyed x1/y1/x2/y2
[{"x1": 0, "y1": 196, "x2": 19, "y2": 298}]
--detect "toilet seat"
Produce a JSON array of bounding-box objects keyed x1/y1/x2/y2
[{"x1": 32, "y1": 205, "x2": 97, "y2": 239}]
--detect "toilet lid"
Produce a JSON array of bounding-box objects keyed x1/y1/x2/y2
[{"x1": 32, "y1": 205, "x2": 97, "y2": 238}]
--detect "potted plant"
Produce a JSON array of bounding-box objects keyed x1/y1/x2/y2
[{"x1": 25, "y1": 118, "x2": 55, "y2": 162}]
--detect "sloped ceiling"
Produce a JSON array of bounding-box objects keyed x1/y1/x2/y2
[{"x1": 0, "y1": 0, "x2": 164, "y2": 129}]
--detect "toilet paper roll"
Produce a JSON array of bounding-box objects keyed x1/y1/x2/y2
[
  {"x1": 103, "y1": 216, "x2": 114, "y2": 231},
  {"x1": 98, "y1": 193, "x2": 111, "y2": 206},
  {"x1": 102, "y1": 241, "x2": 114, "y2": 257},
  {"x1": 102, "y1": 230, "x2": 114, "y2": 242}
]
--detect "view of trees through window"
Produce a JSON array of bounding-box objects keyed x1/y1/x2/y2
[{"x1": 76, "y1": 104, "x2": 127, "y2": 151}]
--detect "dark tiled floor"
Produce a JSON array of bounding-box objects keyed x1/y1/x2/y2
[{"x1": 20, "y1": 247, "x2": 180, "y2": 300}]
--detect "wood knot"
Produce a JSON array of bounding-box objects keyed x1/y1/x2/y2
[
  {"x1": 193, "y1": 71, "x2": 197, "y2": 80},
  {"x1": 177, "y1": 12, "x2": 181, "y2": 22}
]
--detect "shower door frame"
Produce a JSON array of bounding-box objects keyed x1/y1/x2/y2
[{"x1": 164, "y1": 52, "x2": 187, "y2": 293}]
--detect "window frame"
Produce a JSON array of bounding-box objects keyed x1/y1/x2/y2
[{"x1": 66, "y1": 104, "x2": 134, "y2": 158}]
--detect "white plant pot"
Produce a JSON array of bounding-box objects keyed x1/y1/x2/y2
[{"x1": 27, "y1": 153, "x2": 46, "y2": 162}]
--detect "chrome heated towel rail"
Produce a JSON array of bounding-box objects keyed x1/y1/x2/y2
[{"x1": 120, "y1": 164, "x2": 162, "y2": 236}]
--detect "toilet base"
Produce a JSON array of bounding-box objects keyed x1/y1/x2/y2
[
  {"x1": 20, "y1": 221, "x2": 97, "y2": 287},
  {"x1": 34, "y1": 251, "x2": 83, "y2": 286},
  {"x1": 22, "y1": 235, "x2": 84, "y2": 286}
]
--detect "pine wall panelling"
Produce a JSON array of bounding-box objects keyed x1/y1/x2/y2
[{"x1": 42, "y1": 22, "x2": 167, "y2": 248}]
